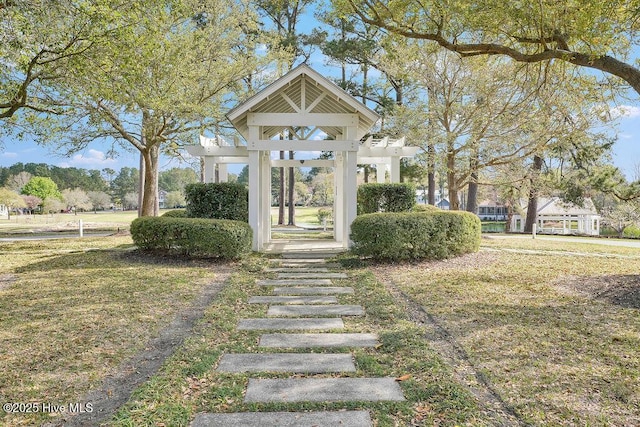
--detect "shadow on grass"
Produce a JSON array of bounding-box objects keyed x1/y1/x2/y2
[{"x1": 14, "y1": 248, "x2": 225, "y2": 273}]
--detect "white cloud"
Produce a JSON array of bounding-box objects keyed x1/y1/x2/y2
[
  {"x1": 610, "y1": 105, "x2": 640, "y2": 119},
  {"x1": 1, "y1": 152, "x2": 18, "y2": 159},
  {"x1": 58, "y1": 149, "x2": 117, "y2": 168}
]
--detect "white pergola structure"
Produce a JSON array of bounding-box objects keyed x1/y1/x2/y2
[{"x1": 187, "y1": 65, "x2": 419, "y2": 251}]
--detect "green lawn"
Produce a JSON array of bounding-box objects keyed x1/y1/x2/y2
[
  {"x1": 1, "y1": 235, "x2": 638, "y2": 426},
  {"x1": 0, "y1": 210, "x2": 140, "y2": 235}
]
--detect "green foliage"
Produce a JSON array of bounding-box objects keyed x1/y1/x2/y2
[
  {"x1": 623, "y1": 225, "x2": 640, "y2": 239},
  {"x1": 21, "y1": 176, "x2": 62, "y2": 202},
  {"x1": 161, "y1": 209, "x2": 187, "y2": 218},
  {"x1": 130, "y1": 217, "x2": 252, "y2": 259},
  {"x1": 357, "y1": 183, "x2": 416, "y2": 214},
  {"x1": 350, "y1": 210, "x2": 481, "y2": 261},
  {"x1": 0, "y1": 163, "x2": 110, "y2": 195},
  {"x1": 317, "y1": 207, "x2": 333, "y2": 222},
  {"x1": 412, "y1": 203, "x2": 441, "y2": 213},
  {"x1": 185, "y1": 183, "x2": 248, "y2": 222}
]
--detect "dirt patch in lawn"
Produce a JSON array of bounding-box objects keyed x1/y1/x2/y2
[
  {"x1": 50, "y1": 264, "x2": 233, "y2": 427},
  {"x1": 555, "y1": 274, "x2": 640, "y2": 309},
  {"x1": 0, "y1": 273, "x2": 16, "y2": 290}
]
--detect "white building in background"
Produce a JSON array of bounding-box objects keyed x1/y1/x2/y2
[
  {"x1": 0, "y1": 204, "x2": 8, "y2": 220},
  {"x1": 511, "y1": 197, "x2": 601, "y2": 236}
]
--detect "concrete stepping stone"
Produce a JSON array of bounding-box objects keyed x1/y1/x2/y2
[
  {"x1": 260, "y1": 333, "x2": 378, "y2": 348},
  {"x1": 280, "y1": 262, "x2": 341, "y2": 268},
  {"x1": 217, "y1": 353, "x2": 355, "y2": 373},
  {"x1": 257, "y1": 279, "x2": 333, "y2": 286},
  {"x1": 277, "y1": 272, "x2": 347, "y2": 279},
  {"x1": 282, "y1": 252, "x2": 339, "y2": 259},
  {"x1": 237, "y1": 318, "x2": 343, "y2": 330},
  {"x1": 273, "y1": 286, "x2": 354, "y2": 295},
  {"x1": 244, "y1": 378, "x2": 406, "y2": 403},
  {"x1": 190, "y1": 410, "x2": 372, "y2": 427},
  {"x1": 268, "y1": 304, "x2": 364, "y2": 317},
  {"x1": 265, "y1": 267, "x2": 329, "y2": 273},
  {"x1": 249, "y1": 296, "x2": 338, "y2": 304}
]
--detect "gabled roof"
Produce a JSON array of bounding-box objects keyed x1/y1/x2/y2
[
  {"x1": 227, "y1": 64, "x2": 380, "y2": 141},
  {"x1": 520, "y1": 197, "x2": 598, "y2": 216}
]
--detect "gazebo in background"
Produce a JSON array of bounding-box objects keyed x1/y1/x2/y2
[
  {"x1": 187, "y1": 65, "x2": 419, "y2": 251},
  {"x1": 511, "y1": 197, "x2": 601, "y2": 236}
]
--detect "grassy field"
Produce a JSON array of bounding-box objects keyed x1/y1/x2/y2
[
  {"x1": 1, "y1": 234, "x2": 639, "y2": 425},
  {"x1": 0, "y1": 236, "x2": 223, "y2": 426},
  {"x1": 0, "y1": 210, "x2": 140, "y2": 235},
  {"x1": 372, "y1": 236, "x2": 640, "y2": 425}
]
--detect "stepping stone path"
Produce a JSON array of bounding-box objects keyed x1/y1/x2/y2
[{"x1": 191, "y1": 251, "x2": 405, "y2": 427}]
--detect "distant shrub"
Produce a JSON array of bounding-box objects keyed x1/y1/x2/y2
[
  {"x1": 623, "y1": 225, "x2": 640, "y2": 239},
  {"x1": 412, "y1": 204, "x2": 441, "y2": 213},
  {"x1": 131, "y1": 217, "x2": 252, "y2": 259},
  {"x1": 185, "y1": 183, "x2": 248, "y2": 222},
  {"x1": 357, "y1": 183, "x2": 415, "y2": 214},
  {"x1": 317, "y1": 207, "x2": 333, "y2": 223},
  {"x1": 161, "y1": 209, "x2": 187, "y2": 218},
  {"x1": 350, "y1": 210, "x2": 481, "y2": 261}
]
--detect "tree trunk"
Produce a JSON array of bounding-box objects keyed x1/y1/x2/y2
[
  {"x1": 466, "y1": 144, "x2": 479, "y2": 213},
  {"x1": 138, "y1": 152, "x2": 145, "y2": 216},
  {"x1": 505, "y1": 208, "x2": 513, "y2": 232},
  {"x1": 447, "y1": 147, "x2": 459, "y2": 210},
  {"x1": 140, "y1": 145, "x2": 160, "y2": 217},
  {"x1": 467, "y1": 178, "x2": 478, "y2": 213},
  {"x1": 524, "y1": 155, "x2": 543, "y2": 232},
  {"x1": 288, "y1": 150, "x2": 295, "y2": 226},
  {"x1": 427, "y1": 143, "x2": 436, "y2": 205}
]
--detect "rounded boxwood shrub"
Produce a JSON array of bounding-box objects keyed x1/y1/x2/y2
[
  {"x1": 161, "y1": 209, "x2": 187, "y2": 218},
  {"x1": 350, "y1": 210, "x2": 481, "y2": 261},
  {"x1": 412, "y1": 204, "x2": 441, "y2": 213},
  {"x1": 131, "y1": 216, "x2": 252, "y2": 259}
]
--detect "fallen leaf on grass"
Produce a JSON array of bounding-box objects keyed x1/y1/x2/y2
[{"x1": 395, "y1": 374, "x2": 411, "y2": 381}]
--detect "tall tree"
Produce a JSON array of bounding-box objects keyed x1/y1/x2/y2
[
  {"x1": 340, "y1": 0, "x2": 640, "y2": 97},
  {"x1": 46, "y1": 0, "x2": 266, "y2": 216},
  {"x1": 0, "y1": 1, "x2": 112, "y2": 124}
]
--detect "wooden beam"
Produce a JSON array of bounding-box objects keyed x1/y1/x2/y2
[
  {"x1": 247, "y1": 112, "x2": 359, "y2": 127},
  {"x1": 185, "y1": 145, "x2": 248, "y2": 157},
  {"x1": 271, "y1": 159, "x2": 334, "y2": 167},
  {"x1": 247, "y1": 139, "x2": 359, "y2": 151}
]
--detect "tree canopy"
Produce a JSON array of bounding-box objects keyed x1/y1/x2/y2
[{"x1": 339, "y1": 0, "x2": 640, "y2": 96}]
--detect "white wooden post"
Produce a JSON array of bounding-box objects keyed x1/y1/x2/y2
[
  {"x1": 261, "y1": 151, "x2": 271, "y2": 246},
  {"x1": 248, "y1": 150, "x2": 260, "y2": 250},
  {"x1": 390, "y1": 156, "x2": 401, "y2": 183},
  {"x1": 334, "y1": 152, "x2": 344, "y2": 243},
  {"x1": 203, "y1": 157, "x2": 215, "y2": 183},
  {"x1": 344, "y1": 125, "x2": 359, "y2": 247},
  {"x1": 344, "y1": 149, "x2": 358, "y2": 246},
  {"x1": 376, "y1": 163, "x2": 386, "y2": 183},
  {"x1": 218, "y1": 163, "x2": 228, "y2": 183}
]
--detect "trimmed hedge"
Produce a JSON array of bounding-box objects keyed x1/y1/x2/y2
[
  {"x1": 131, "y1": 217, "x2": 252, "y2": 259},
  {"x1": 161, "y1": 209, "x2": 187, "y2": 218},
  {"x1": 357, "y1": 183, "x2": 416, "y2": 214},
  {"x1": 412, "y1": 204, "x2": 441, "y2": 213},
  {"x1": 350, "y1": 210, "x2": 481, "y2": 261},
  {"x1": 185, "y1": 182, "x2": 248, "y2": 222}
]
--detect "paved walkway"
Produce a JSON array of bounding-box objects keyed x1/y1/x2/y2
[{"x1": 191, "y1": 251, "x2": 405, "y2": 427}]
